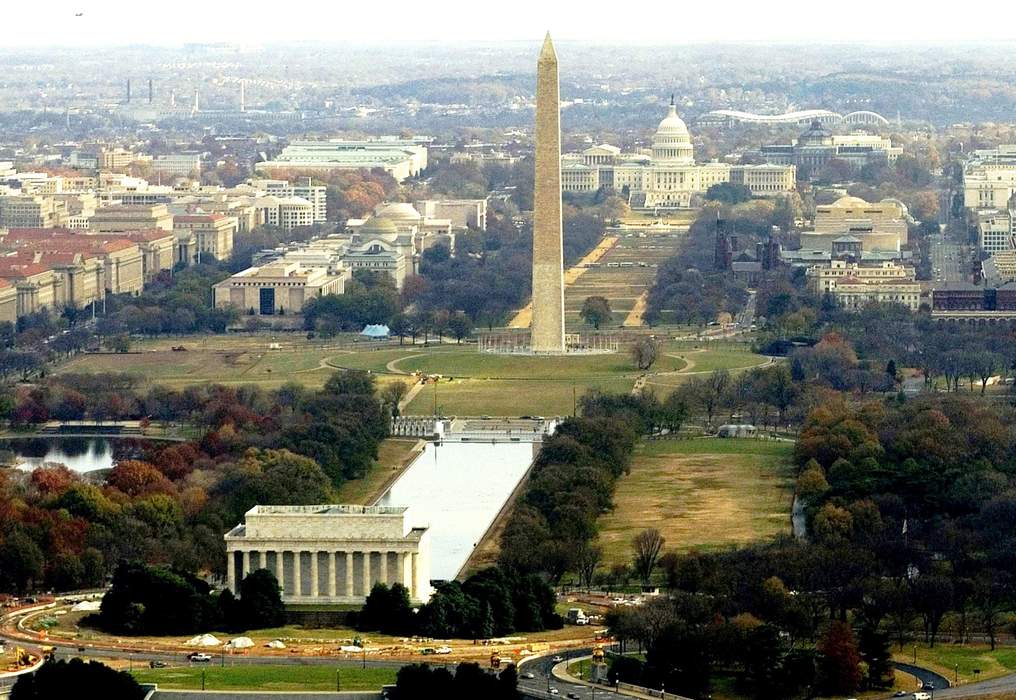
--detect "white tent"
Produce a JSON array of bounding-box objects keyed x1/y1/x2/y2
[
  {"x1": 184, "y1": 634, "x2": 222, "y2": 647},
  {"x1": 70, "y1": 600, "x2": 101, "y2": 612},
  {"x1": 266, "y1": 640, "x2": 286, "y2": 649},
  {"x1": 227, "y1": 637, "x2": 254, "y2": 649}
]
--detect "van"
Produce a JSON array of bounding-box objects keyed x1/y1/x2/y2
[{"x1": 913, "y1": 693, "x2": 931, "y2": 700}]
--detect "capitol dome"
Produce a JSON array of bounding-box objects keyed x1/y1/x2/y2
[
  {"x1": 651, "y1": 98, "x2": 694, "y2": 164},
  {"x1": 376, "y1": 202, "x2": 421, "y2": 221}
]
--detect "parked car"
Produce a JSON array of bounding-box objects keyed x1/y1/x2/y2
[{"x1": 149, "y1": 660, "x2": 167, "y2": 668}]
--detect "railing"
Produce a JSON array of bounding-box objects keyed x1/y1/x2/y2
[{"x1": 617, "y1": 681, "x2": 694, "y2": 700}]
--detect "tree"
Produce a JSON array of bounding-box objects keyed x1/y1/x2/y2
[
  {"x1": 11, "y1": 658, "x2": 144, "y2": 700},
  {"x1": 107, "y1": 460, "x2": 173, "y2": 497},
  {"x1": 447, "y1": 313, "x2": 474, "y2": 343},
  {"x1": 632, "y1": 528, "x2": 665, "y2": 586},
  {"x1": 913, "y1": 575, "x2": 953, "y2": 647},
  {"x1": 0, "y1": 532, "x2": 45, "y2": 594},
  {"x1": 705, "y1": 182, "x2": 753, "y2": 204},
  {"x1": 580, "y1": 296, "x2": 612, "y2": 330},
  {"x1": 796, "y1": 460, "x2": 831, "y2": 501},
  {"x1": 816, "y1": 620, "x2": 862, "y2": 696},
  {"x1": 630, "y1": 337, "x2": 660, "y2": 371},
  {"x1": 857, "y1": 624, "x2": 894, "y2": 689},
  {"x1": 381, "y1": 381, "x2": 410, "y2": 417},
  {"x1": 971, "y1": 351, "x2": 1003, "y2": 395},
  {"x1": 237, "y1": 569, "x2": 286, "y2": 630},
  {"x1": 359, "y1": 582, "x2": 414, "y2": 635},
  {"x1": 575, "y1": 542, "x2": 602, "y2": 590},
  {"x1": 104, "y1": 335, "x2": 131, "y2": 353}
]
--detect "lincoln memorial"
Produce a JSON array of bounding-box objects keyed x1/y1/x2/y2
[{"x1": 224, "y1": 504, "x2": 432, "y2": 604}]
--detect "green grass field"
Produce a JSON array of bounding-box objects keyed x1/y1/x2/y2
[
  {"x1": 405, "y1": 376, "x2": 637, "y2": 417},
  {"x1": 131, "y1": 665, "x2": 396, "y2": 691},
  {"x1": 54, "y1": 333, "x2": 770, "y2": 417},
  {"x1": 598, "y1": 438, "x2": 795, "y2": 565},
  {"x1": 395, "y1": 348, "x2": 684, "y2": 378},
  {"x1": 897, "y1": 643, "x2": 1016, "y2": 684},
  {"x1": 334, "y1": 438, "x2": 422, "y2": 504}
]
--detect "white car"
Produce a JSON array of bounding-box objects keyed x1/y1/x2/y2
[
  {"x1": 434, "y1": 646, "x2": 452, "y2": 655},
  {"x1": 913, "y1": 694, "x2": 931, "y2": 700},
  {"x1": 549, "y1": 689, "x2": 559, "y2": 696},
  {"x1": 187, "y1": 652, "x2": 212, "y2": 663}
]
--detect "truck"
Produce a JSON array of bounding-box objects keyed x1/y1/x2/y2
[{"x1": 566, "y1": 608, "x2": 588, "y2": 625}]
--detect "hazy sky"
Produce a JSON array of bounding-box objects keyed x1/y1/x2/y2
[{"x1": 7, "y1": 0, "x2": 1016, "y2": 46}]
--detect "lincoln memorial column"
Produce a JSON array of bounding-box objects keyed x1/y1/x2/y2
[
  {"x1": 311, "y1": 551, "x2": 319, "y2": 597},
  {"x1": 380, "y1": 551, "x2": 389, "y2": 585},
  {"x1": 362, "y1": 552, "x2": 371, "y2": 596},
  {"x1": 345, "y1": 552, "x2": 354, "y2": 597},
  {"x1": 275, "y1": 551, "x2": 285, "y2": 594},
  {"x1": 227, "y1": 551, "x2": 236, "y2": 594},
  {"x1": 241, "y1": 550, "x2": 251, "y2": 581},
  {"x1": 328, "y1": 552, "x2": 337, "y2": 598}
]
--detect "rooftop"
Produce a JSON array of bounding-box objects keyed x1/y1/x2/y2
[{"x1": 247, "y1": 504, "x2": 409, "y2": 516}]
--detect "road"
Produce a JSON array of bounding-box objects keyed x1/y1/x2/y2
[
  {"x1": 928, "y1": 232, "x2": 968, "y2": 284},
  {"x1": 518, "y1": 648, "x2": 621, "y2": 699}
]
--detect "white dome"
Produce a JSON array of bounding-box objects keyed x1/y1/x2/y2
[
  {"x1": 651, "y1": 101, "x2": 694, "y2": 164},
  {"x1": 377, "y1": 202, "x2": 421, "y2": 220},
  {"x1": 656, "y1": 103, "x2": 689, "y2": 136}
]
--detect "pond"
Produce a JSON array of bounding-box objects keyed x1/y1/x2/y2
[
  {"x1": 0, "y1": 437, "x2": 121, "y2": 473},
  {"x1": 376, "y1": 440, "x2": 536, "y2": 580}
]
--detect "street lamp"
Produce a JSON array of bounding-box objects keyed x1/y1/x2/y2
[{"x1": 336, "y1": 668, "x2": 341, "y2": 692}]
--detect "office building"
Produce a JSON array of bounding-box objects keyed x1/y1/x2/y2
[{"x1": 256, "y1": 139, "x2": 428, "y2": 182}]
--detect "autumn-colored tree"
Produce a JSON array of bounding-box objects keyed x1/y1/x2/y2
[
  {"x1": 29, "y1": 465, "x2": 78, "y2": 496},
  {"x1": 107, "y1": 460, "x2": 174, "y2": 498},
  {"x1": 796, "y1": 460, "x2": 830, "y2": 501},
  {"x1": 813, "y1": 503, "x2": 854, "y2": 544},
  {"x1": 817, "y1": 621, "x2": 862, "y2": 695}
]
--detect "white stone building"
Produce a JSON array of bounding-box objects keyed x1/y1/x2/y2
[
  {"x1": 224, "y1": 505, "x2": 432, "y2": 604},
  {"x1": 256, "y1": 139, "x2": 428, "y2": 183},
  {"x1": 963, "y1": 145, "x2": 1016, "y2": 210},
  {"x1": 561, "y1": 101, "x2": 795, "y2": 206}
]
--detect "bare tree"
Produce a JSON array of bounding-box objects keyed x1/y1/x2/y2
[
  {"x1": 630, "y1": 337, "x2": 661, "y2": 371},
  {"x1": 380, "y1": 380, "x2": 409, "y2": 416},
  {"x1": 575, "y1": 542, "x2": 603, "y2": 591},
  {"x1": 632, "y1": 528, "x2": 666, "y2": 586}
]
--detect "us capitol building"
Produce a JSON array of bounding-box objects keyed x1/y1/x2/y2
[{"x1": 561, "y1": 99, "x2": 796, "y2": 207}]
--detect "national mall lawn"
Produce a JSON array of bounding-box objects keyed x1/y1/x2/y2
[{"x1": 56, "y1": 333, "x2": 767, "y2": 417}]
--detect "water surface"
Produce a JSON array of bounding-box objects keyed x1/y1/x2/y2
[{"x1": 377, "y1": 441, "x2": 535, "y2": 580}]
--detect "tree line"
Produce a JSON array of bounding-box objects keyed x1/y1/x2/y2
[
  {"x1": 357, "y1": 566, "x2": 560, "y2": 640},
  {"x1": 0, "y1": 370, "x2": 391, "y2": 595}
]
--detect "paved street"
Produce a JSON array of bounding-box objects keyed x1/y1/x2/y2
[{"x1": 928, "y1": 232, "x2": 969, "y2": 283}]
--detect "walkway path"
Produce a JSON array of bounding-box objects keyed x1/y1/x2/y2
[
  {"x1": 622, "y1": 292, "x2": 648, "y2": 327},
  {"x1": 509, "y1": 236, "x2": 619, "y2": 329}
]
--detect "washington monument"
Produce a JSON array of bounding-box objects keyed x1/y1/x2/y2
[{"x1": 530, "y1": 32, "x2": 566, "y2": 353}]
